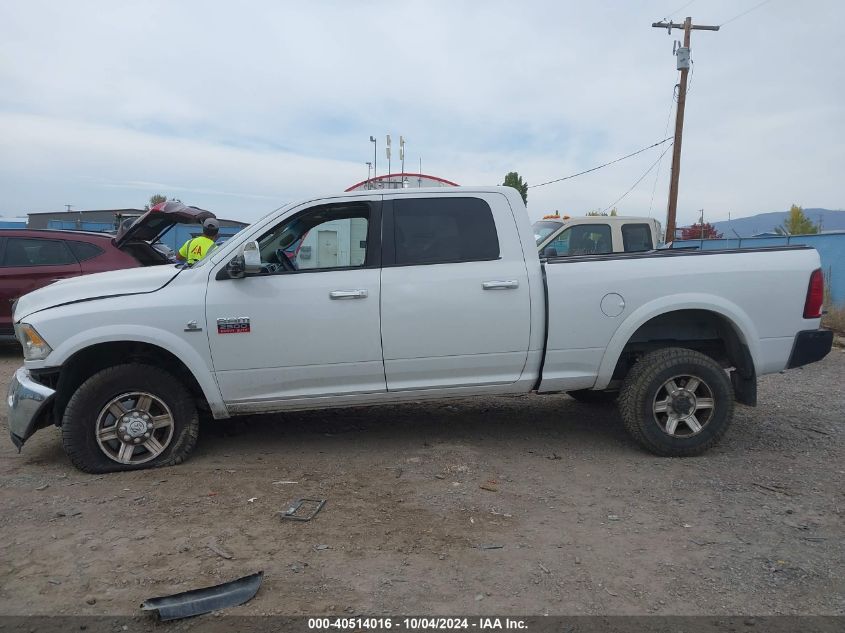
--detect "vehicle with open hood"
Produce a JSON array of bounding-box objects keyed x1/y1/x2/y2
[{"x1": 0, "y1": 202, "x2": 214, "y2": 336}]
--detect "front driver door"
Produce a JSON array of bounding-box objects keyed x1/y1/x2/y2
[{"x1": 205, "y1": 197, "x2": 385, "y2": 408}]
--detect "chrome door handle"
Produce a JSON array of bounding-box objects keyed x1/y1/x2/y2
[
  {"x1": 482, "y1": 280, "x2": 519, "y2": 290},
  {"x1": 329, "y1": 289, "x2": 368, "y2": 300}
]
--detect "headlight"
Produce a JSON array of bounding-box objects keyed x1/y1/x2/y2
[{"x1": 14, "y1": 323, "x2": 53, "y2": 361}]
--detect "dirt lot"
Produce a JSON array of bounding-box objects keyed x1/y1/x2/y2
[{"x1": 0, "y1": 342, "x2": 843, "y2": 616}]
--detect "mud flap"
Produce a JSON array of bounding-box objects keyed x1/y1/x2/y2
[{"x1": 141, "y1": 571, "x2": 263, "y2": 620}]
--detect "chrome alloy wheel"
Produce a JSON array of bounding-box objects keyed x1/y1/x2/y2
[
  {"x1": 95, "y1": 392, "x2": 175, "y2": 464},
  {"x1": 652, "y1": 375, "x2": 715, "y2": 437}
]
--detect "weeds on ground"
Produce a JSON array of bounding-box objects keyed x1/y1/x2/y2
[
  {"x1": 822, "y1": 278, "x2": 845, "y2": 337},
  {"x1": 823, "y1": 303, "x2": 845, "y2": 336}
]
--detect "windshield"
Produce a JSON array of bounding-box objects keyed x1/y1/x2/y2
[{"x1": 533, "y1": 220, "x2": 563, "y2": 245}]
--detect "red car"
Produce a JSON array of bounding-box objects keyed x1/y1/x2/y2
[{"x1": 0, "y1": 203, "x2": 213, "y2": 336}]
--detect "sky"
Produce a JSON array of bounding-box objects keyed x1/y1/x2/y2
[{"x1": 0, "y1": 0, "x2": 842, "y2": 225}]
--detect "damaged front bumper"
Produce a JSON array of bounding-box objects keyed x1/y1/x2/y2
[{"x1": 7, "y1": 367, "x2": 56, "y2": 450}]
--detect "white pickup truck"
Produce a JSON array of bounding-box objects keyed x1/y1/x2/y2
[{"x1": 8, "y1": 187, "x2": 832, "y2": 473}]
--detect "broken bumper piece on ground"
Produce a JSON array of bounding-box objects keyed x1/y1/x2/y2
[{"x1": 141, "y1": 571, "x2": 263, "y2": 621}]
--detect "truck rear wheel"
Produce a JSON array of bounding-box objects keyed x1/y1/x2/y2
[
  {"x1": 618, "y1": 347, "x2": 734, "y2": 456},
  {"x1": 62, "y1": 364, "x2": 199, "y2": 473}
]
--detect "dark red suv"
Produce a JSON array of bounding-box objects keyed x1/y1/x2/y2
[{"x1": 0, "y1": 203, "x2": 213, "y2": 335}]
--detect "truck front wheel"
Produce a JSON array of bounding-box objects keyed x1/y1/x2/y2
[
  {"x1": 618, "y1": 348, "x2": 734, "y2": 456},
  {"x1": 62, "y1": 364, "x2": 199, "y2": 473}
]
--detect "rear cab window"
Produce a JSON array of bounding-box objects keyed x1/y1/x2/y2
[
  {"x1": 388, "y1": 197, "x2": 500, "y2": 266},
  {"x1": 622, "y1": 223, "x2": 653, "y2": 252}
]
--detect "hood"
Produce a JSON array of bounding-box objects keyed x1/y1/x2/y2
[
  {"x1": 14, "y1": 266, "x2": 181, "y2": 321},
  {"x1": 114, "y1": 201, "x2": 214, "y2": 247}
]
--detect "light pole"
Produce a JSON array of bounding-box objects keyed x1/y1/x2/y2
[
  {"x1": 365, "y1": 162, "x2": 372, "y2": 189},
  {"x1": 399, "y1": 136, "x2": 405, "y2": 176},
  {"x1": 369, "y1": 136, "x2": 377, "y2": 187},
  {"x1": 386, "y1": 134, "x2": 392, "y2": 187}
]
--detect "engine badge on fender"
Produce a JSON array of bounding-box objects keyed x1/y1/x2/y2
[{"x1": 217, "y1": 317, "x2": 250, "y2": 334}]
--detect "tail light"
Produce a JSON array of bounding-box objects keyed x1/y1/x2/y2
[{"x1": 803, "y1": 268, "x2": 824, "y2": 319}]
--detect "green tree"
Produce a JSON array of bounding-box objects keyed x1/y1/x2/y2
[
  {"x1": 775, "y1": 204, "x2": 820, "y2": 235},
  {"x1": 502, "y1": 172, "x2": 528, "y2": 205},
  {"x1": 145, "y1": 193, "x2": 167, "y2": 211}
]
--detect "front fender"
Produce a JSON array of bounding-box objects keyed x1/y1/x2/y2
[
  {"x1": 592, "y1": 293, "x2": 760, "y2": 390},
  {"x1": 27, "y1": 325, "x2": 228, "y2": 419}
]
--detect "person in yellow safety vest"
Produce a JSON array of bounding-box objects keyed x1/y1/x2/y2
[{"x1": 176, "y1": 218, "x2": 220, "y2": 265}]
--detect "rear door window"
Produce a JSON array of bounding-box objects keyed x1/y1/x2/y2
[
  {"x1": 67, "y1": 240, "x2": 105, "y2": 262},
  {"x1": 622, "y1": 223, "x2": 653, "y2": 252},
  {"x1": 2, "y1": 238, "x2": 77, "y2": 267},
  {"x1": 392, "y1": 197, "x2": 500, "y2": 266}
]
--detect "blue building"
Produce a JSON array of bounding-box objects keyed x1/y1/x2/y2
[{"x1": 0, "y1": 218, "x2": 28, "y2": 229}]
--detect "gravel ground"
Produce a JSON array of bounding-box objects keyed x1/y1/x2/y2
[{"x1": 0, "y1": 341, "x2": 842, "y2": 616}]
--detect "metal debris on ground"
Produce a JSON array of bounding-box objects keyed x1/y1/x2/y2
[
  {"x1": 279, "y1": 498, "x2": 326, "y2": 522},
  {"x1": 141, "y1": 571, "x2": 263, "y2": 621},
  {"x1": 207, "y1": 542, "x2": 233, "y2": 560},
  {"x1": 479, "y1": 544, "x2": 504, "y2": 550}
]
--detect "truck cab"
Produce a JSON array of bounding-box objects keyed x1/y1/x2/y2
[{"x1": 534, "y1": 216, "x2": 663, "y2": 257}]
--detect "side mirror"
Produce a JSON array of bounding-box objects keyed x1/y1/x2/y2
[
  {"x1": 242, "y1": 240, "x2": 262, "y2": 274},
  {"x1": 226, "y1": 240, "x2": 261, "y2": 279},
  {"x1": 543, "y1": 247, "x2": 559, "y2": 258},
  {"x1": 226, "y1": 255, "x2": 245, "y2": 279}
]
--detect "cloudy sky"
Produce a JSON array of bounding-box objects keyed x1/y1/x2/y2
[{"x1": 1, "y1": 0, "x2": 842, "y2": 225}]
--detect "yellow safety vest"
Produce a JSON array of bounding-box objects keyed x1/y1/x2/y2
[{"x1": 178, "y1": 235, "x2": 216, "y2": 264}]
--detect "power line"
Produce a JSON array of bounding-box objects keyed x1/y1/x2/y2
[
  {"x1": 665, "y1": 0, "x2": 696, "y2": 19},
  {"x1": 719, "y1": 0, "x2": 775, "y2": 27},
  {"x1": 648, "y1": 95, "x2": 677, "y2": 217},
  {"x1": 602, "y1": 142, "x2": 674, "y2": 214},
  {"x1": 529, "y1": 137, "x2": 673, "y2": 189}
]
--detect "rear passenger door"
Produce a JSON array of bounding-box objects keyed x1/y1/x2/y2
[
  {"x1": 380, "y1": 193, "x2": 531, "y2": 391},
  {"x1": 0, "y1": 237, "x2": 82, "y2": 331}
]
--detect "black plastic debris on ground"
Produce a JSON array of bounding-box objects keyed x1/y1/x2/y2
[{"x1": 141, "y1": 571, "x2": 263, "y2": 621}]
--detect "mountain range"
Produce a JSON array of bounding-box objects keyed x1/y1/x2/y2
[{"x1": 706, "y1": 208, "x2": 845, "y2": 237}]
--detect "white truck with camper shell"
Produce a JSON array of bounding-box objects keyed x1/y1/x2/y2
[{"x1": 8, "y1": 187, "x2": 833, "y2": 473}]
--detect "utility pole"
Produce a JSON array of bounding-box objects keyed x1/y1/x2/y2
[{"x1": 652, "y1": 16, "x2": 719, "y2": 242}]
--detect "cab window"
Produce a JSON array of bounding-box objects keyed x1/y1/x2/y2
[
  {"x1": 392, "y1": 197, "x2": 499, "y2": 266},
  {"x1": 622, "y1": 223, "x2": 653, "y2": 252},
  {"x1": 256, "y1": 202, "x2": 374, "y2": 272},
  {"x1": 548, "y1": 224, "x2": 612, "y2": 256}
]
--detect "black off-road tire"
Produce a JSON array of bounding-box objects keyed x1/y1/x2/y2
[
  {"x1": 567, "y1": 389, "x2": 618, "y2": 405},
  {"x1": 618, "y1": 347, "x2": 734, "y2": 457},
  {"x1": 62, "y1": 364, "x2": 199, "y2": 473}
]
